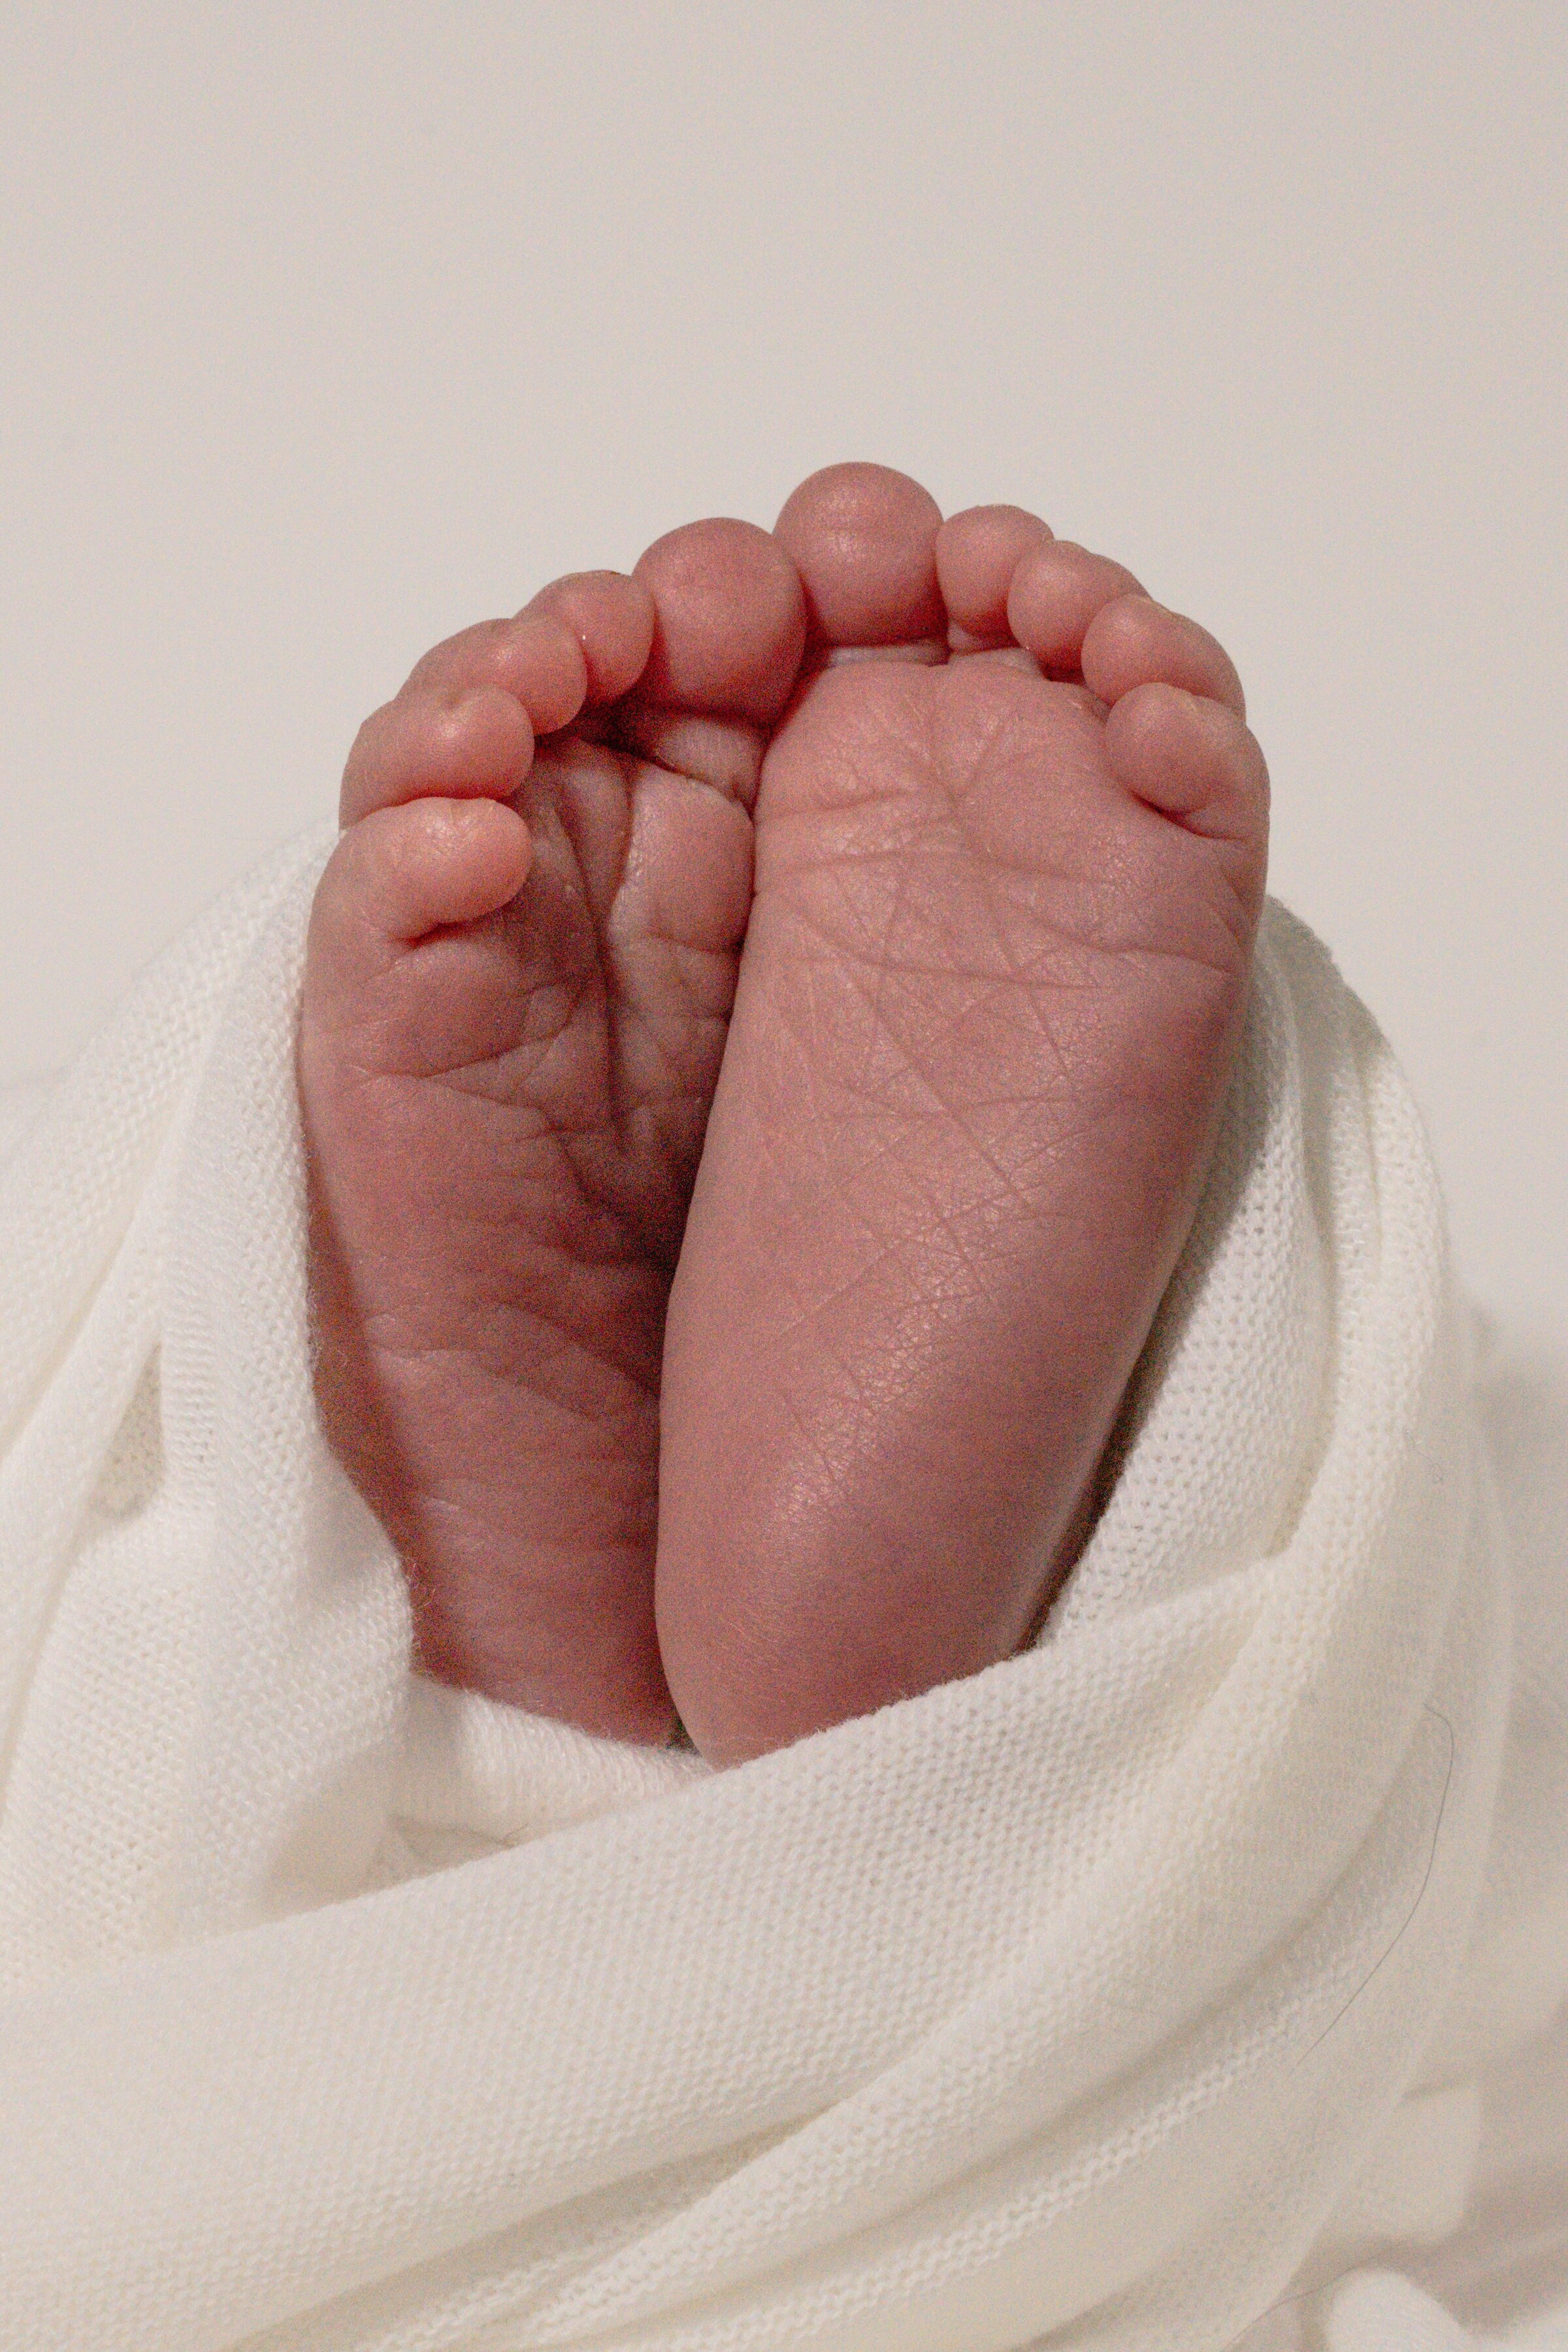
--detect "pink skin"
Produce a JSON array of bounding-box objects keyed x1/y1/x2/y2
[
  {"x1": 657, "y1": 470, "x2": 1266, "y2": 1761},
  {"x1": 299, "y1": 463, "x2": 1267, "y2": 1760},
  {"x1": 302, "y1": 538, "x2": 805, "y2": 1742}
]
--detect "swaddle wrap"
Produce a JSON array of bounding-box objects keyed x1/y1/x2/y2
[{"x1": 0, "y1": 826, "x2": 1564, "y2": 2351}]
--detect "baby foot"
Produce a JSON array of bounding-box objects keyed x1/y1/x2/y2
[
  {"x1": 299, "y1": 526, "x2": 807, "y2": 1740},
  {"x1": 657, "y1": 465, "x2": 1269, "y2": 1762}
]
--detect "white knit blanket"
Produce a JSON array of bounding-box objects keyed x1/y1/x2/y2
[{"x1": 1, "y1": 826, "x2": 1565, "y2": 2352}]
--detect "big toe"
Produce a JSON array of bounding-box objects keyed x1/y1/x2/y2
[
  {"x1": 632, "y1": 517, "x2": 808, "y2": 725},
  {"x1": 774, "y1": 461, "x2": 947, "y2": 653}
]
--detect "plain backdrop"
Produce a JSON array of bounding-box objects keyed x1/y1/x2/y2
[{"x1": 2, "y1": 2, "x2": 1563, "y2": 1343}]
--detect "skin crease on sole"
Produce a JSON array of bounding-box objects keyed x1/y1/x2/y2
[{"x1": 299, "y1": 462, "x2": 1269, "y2": 1765}]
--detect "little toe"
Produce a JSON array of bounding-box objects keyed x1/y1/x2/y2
[
  {"x1": 1082, "y1": 596, "x2": 1247, "y2": 719},
  {"x1": 340, "y1": 686, "x2": 535, "y2": 826},
  {"x1": 310, "y1": 796, "x2": 532, "y2": 979},
  {"x1": 774, "y1": 461, "x2": 947, "y2": 657},
  {"x1": 523, "y1": 571, "x2": 658, "y2": 707},
  {"x1": 935, "y1": 503, "x2": 1054, "y2": 647},
  {"x1": 1105, "y1": 682, "x2": 1270, "y2": 859},
  {"x1": 630, "y1": 518, "x2": 808, "y2": 724},
  {"x1": 404, "y1": 613, "x2": 590, "y2": 736},
  {"x1": 1006, "y1": 542, "x2": 1147, "y2": 676}
]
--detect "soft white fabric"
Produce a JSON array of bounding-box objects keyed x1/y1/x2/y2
[
  {"x1": 0, "y1": 1071, "x2": 53, "y2": 1168},
  {"x1": 0, "y1": 827, "x2": 1563, "y2": 2351}
]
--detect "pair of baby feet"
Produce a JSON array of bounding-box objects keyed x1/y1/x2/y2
[{"x1": 299, "y1": 463, "x2": 1269, "y2": 1765}]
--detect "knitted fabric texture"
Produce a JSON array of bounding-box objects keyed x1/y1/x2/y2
[{"x1": 0, "y1": 827, "x2": 1563, "y2": 2350}]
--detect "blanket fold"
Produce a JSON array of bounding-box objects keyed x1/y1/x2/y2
[{"x1": 0, "y1": 831, "x2": 1563, "y2": 2351}]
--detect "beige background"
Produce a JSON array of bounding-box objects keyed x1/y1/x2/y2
[{"x1": 2, "y1": 3, "x2": 1563, "y2": 1341}]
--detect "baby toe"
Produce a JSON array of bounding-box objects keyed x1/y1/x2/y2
[
  {"x1": 631, "y1": 517, "x2": 808, "y2": 723},
  {"x1": 1105, "y1": 683, "x2": 1269, "y2": 857},
  {"x1": 523, "y1": 570, "x2": 657, "y2": 706},
  {"x1": 1081, "y1": 597, "x2": 1247, "y2": 719},
  {"x1": 774, "y1": 461, "x2": 947, "y2": 656},
  {"x1": 310, "y1": 798, "x2": 532, "y2": 987},
  {"x1": 340, "y1": 686, "x2": 535, "y2": 826},
  {"x1": 935, "y1": 503, "x2": 1054, "y2": 647},
  {"x1": 404, "y1": 614, "x2": 589, "y2": 736},
  {"x1": 1006, "y1": 542, "x2": 1147, "y2": 675}
]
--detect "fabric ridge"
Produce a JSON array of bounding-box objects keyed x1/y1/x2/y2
[{"x1": 0, "y1": 827, "x2": 1563, "y2": 2350}]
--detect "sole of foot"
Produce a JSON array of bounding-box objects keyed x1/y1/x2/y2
[
  {"x1": 299, "y1": 519, "x2": 813, "y2": 1741},
  {"x1": 655, "y1": 463, "x2": 1269, "y2": 1764}
]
